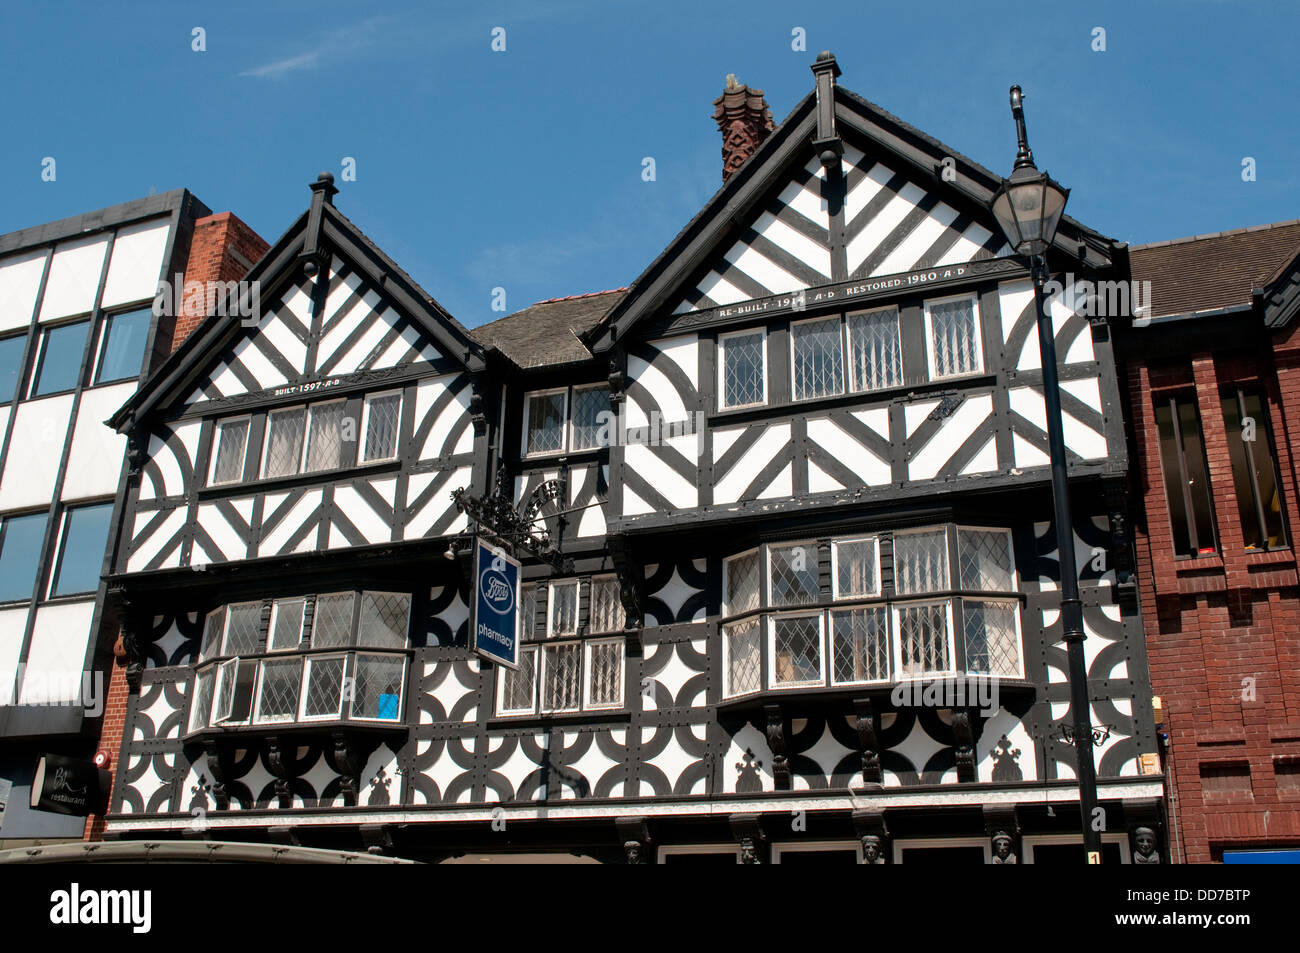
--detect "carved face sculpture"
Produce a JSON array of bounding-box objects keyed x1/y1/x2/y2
[
  {"x1": 1135, "y1": 828, "x2": 1156, "y2": 858},
  {"x1": 624, "y1": 841, "x2": 641, "y2": 863},
  {"x1": 993, "y1": 834, "x2": 1014, "y2": 861},
  {"x1": 861, "y1": 836, "x2": 882, "y2": 863}
]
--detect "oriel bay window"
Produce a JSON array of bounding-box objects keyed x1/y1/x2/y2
[
  {"x1": 187, "y1": 589, "x2": 411, "y2": 732},
  {"x1": 720, "y1": 526, "x2": 1023, "y2": 699},
  {"x1": 1220, "y1": 387, "x2": 1287, "y2": 551},
  {"x1": 496, "y1": 577, "x2": 626, "y2": 716},
  {"x1": 1154, "y1": 392, "x2": 1217, "y2": 557}
]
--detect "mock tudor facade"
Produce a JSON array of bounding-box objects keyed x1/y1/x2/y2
[{"x1": 90, "y1": 55, "x2": 1167, "y2": 863}]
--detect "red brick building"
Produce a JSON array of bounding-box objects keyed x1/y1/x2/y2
[{"x1": 1124, "y1": 221, "x2": 1300, "y2": 863}]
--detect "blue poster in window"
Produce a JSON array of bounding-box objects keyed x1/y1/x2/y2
[{"x1": 471, "y1": 539, "x2": 520, "y2": 669}]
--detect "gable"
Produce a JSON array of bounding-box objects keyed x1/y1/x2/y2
[
  {"x1": 670, "y1": 142, "x2": 1013, "y2": 315},
  {"x1": 185, "y1": 255, "x2": 444, "y2": 403}
]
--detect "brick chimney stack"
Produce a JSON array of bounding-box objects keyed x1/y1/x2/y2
[
  {"x1": 168, "y1": 212, "x2": 269, "y2": 353},
  {"x1": 714, "y1": 74, "x2": 775, "y2": 183}
]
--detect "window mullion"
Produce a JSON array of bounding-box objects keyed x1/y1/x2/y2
[
  {"x1": 1238, "y1": 389, "x2": 1271, "y2": 547},
  {"x1": 1170, "y1": 396, "x2": 1201, "y2": 552}
]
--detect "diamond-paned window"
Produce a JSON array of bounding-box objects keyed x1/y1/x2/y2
[
  {"x1": 848, "y1": 308, "x2": 903, "y2": 391},
  {"x1": 305, "y1": 400, "x2": 347, "y2": 472},
  {"x1": 188, "y1": 669, "x2": 214, "y2": 732},
  {"x1": 724, "y1": 550, "x2": 761, "y2": 616},
  {"x1": 357, "y1": 591, "x2": 411, "y2": 649},
  {"x1": 589, "y1": 575, "x2": 625, "y2": 634},
  {"x1": 351, "y1": 653, "x2": 405, "y2": 720},
  {"x1": 771, "y1": 614, "x2": 822, "y2": 685},
  {"x1": 526, "y1": 391, "x2": 566, "y2": 455},
  {"x1": 262, "y1": 407, "x2": 305, "y2": 478},
  {"x1": 548, "y1": 580, "x2": 579, "y2": 636},
  {"x1": 585, "y1": 639, "x2": 623, "y2": 709},
  {"x1": 792, "y1": 317, "x2": 845, "y2": 401},
  {"x1": 200, "y1": 609, "x2": 224, "y2": 661},
  {"x1": 724, "y1": 618, "x2": 761, "y2": 697},
  {"x1": 927, "y1": 296, "x2": 982, "y2": 378},
  {"x1": 499, "y1": 647, "x2": 537, "y2": 714},
  {"x1": 963, "y1": 599, "x2": 1021, "y2": 676},
  {"x1": 210, "y1": 418, "x2": 249, "y2": 485},
  {"x1": 362, "y1": 392, "x2": 401, "y2": 462},
  {"x1": 721, "y1": 330, "x2": 765, "y2": 409},
  {"x1": 834, "y1": 537, "x2": 878, "y2": 598},
  {"x1": 830, "y1": 607, "x2": 889, "y2": 684},
  {"x1": 895, "y1": 601, "x2": 952, "y2": 677},
  {"x1": 520, "y1": 585, "x2": 538, "y2": 640},
  {"x1": 541, "y1": 643, "x2": 581, "y2": 712},
  {"x1": 223, "y1": 602, "x2": 262, "y2": 655},
  {"x1": 268, "y1": 598, "x2": 305, "y2": 652},
  {"x1": 302, "y1": 655, "x2": 346, "y2": 719},
  {"x1": 312, "y1": 592, "x2": 356, "y2": 648},
  {"x1": 959, "y1": 528, "x2": 1015, "y2": 591},
  {"x1": 212, "y1": 658, "x2": 256, "y2": 724},
  {"x1": 571, "y1": 386, "x2": 611, "y2": 451},
  {"x1": 893, "y1": 530, "x2": 949, "y2": 595},
  {"x1": 769, "y1": 543, "x2": 820, "y2": 606},
  {"x1": 255, "y1": 657, "x2": 301, "y2": 723}
]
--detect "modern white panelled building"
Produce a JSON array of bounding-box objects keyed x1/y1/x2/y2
[
  {"x1": 0, "y1": 191, "x2": 219, "y2": 843},
  {"x1": 98, "y1": 56, "x2": 1164, "y2": 863}
]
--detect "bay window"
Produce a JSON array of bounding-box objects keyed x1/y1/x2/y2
[{"x1": 522, "y1": 385, "x2": 611, "y2": 457}]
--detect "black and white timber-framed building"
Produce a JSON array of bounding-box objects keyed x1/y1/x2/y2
[{"x1": 100, "y1": 54, "x2": 1165, "y2": 863}]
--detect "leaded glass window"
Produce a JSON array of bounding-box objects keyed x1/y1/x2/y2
[
  {"x1": 720, "y1": 330, "x2": 765, "y2": 409},
  {"x1": 927, "y1": 296, "x2": 982, "y2": 378},
  {"x1": 848, "y1": 308, "x2": 903, "y2": 391},
  {"x1": 791, "y1": 317, "x2": 845, "y2": 401}
]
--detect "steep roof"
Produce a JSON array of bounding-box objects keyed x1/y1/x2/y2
[
  {"x1": 473, "y1": 289, "x2": 627, "y2": 368},
  {"x1": 1130, "y1": 220, "x2": 1300, "y2": 318}
]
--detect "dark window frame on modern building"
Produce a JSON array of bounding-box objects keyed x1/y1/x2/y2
[
  {"x1": 0, "y1": 509, "x2": 50, "y2": 604},
  {"x1": 47, "y1": 500, "x2": 114, "y2": 598},
  {"x1": 1153, "y1": 390, "x2": 1218, "y2": 558},
  {"x1": 30, "y1": 316, "x2": 91, "y2": 398},
  {"x1": 1220, "y1": 386, "x2": 1288, "y2": 552},
  {"x1": 0, "y1": 331, "x2": 28, "y2": 405},
  {"x1": 92, "y1": 304, "x2": 152, "y2": 386},
  {"x1": 187, "y1": 589, "x2": 412, "y2": 733}
]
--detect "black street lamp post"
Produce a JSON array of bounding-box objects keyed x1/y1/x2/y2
[{"x1": 991, "y1": 86, "x2": 1103, "y2": 863}]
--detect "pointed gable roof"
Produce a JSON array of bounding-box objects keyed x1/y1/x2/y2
[
  {"x1": 585, "y1": 69, "x2": 1118, "y2": 353},
  {"x1": 111, "y1": 181, "x2": 486, "y2": 430}
]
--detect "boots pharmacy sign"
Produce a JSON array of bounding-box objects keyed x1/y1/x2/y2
[{"x1": 472, "y1": 539, "x2": 521, "y2": 669}]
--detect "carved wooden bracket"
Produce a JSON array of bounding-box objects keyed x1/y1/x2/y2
[
  {"x1": 729, "y1": 813, "x2": 766, "y2": 864},
  {"x1": 615, "y1": 815, "x2": 651, "y2": 865},
  {"x1": 327, "y1": 732, "x2": 364, "y2": 807},
  {"x1": 265, "y1": 735, "x2": 293, "y2": 808},
  {"x1": 984, "y1": 805, "x2": 1021, "y2": 864},
  {"x1": 201, "y1": 739, "x2": 233, "y2": 811},
  {"x1": 764, "y1": 703, "x2": 790, "y2": 790},
  {"x1": 607, "y1": 533, "x2": 643, "y2": 649},
  {"x1": 853, "y1": 697, "x2": 882, "y2": 785},
  {"x1": 952, "y1": 708, "x2": 977, "y2": 783},
  {"x1": 607, "y1": 356, "x2": 626, "y2": 406},
  {"x1": 851, "y1": 810, "x2": 890, "y2": 864}
]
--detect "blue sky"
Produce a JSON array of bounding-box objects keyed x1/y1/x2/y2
[{"x1": 2, "y1": 0, "x2": 1296, "y2": 328}]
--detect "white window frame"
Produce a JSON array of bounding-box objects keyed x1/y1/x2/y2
[
  {"x1": 771, "y1": 840, "x2": 865, "y2": 863},
  {"x1": 828, "y1": 605, "x2": 892, "y2": 687},
  {"x1": 955, "y1": 525, "x2": 1017, "y2": 591},
  {"x1": 1021, "y1": 833, "x2": 1131, "y2": 864},
  {"x1": 211, "y1": 657, "x2": 256, "y2": 726},
  {"x1": 717, "y1": 327, "x2": 768, "y2": 411},
  {"x1": 587, "y1": 574, "x2": 624, "y2": 635},
  {"x1": 267, "y1": 598, "x2": 306, "y2": 653},
  {"x1": 891, "y1": 836, "x2": 992, "y2": 865},
  {"x1": 522, "y1": 387, "x2": 570, "y2": 458},
  {"x1": 252, "y1": 656, "x2": 302, "y2": 725},
  {"x1": 721, "y1": 618, "x2": 763, "y2": 700},
  {"x1": 220, "y1": 600, "x2": 263, "y2": 656},
  {"x1": 547, "y1": 579, "x2": 580, "y2": 637},
  {"x1": 496, "y1": 645, "x2": 538, "y2": 716},
  {"x1": 582, "y1": 637, "x2": 625, "y2": 710},
  {"x1": 520, "y1": 584, "x2": 538, "y2": 640},
  {"x1": 298, "y1": 653, "x2": 348, "y2": 722},
  {"x1": 359, "y1": 389, "x2": 403, "y2": 464},
  {"x1": 922, "y1": 292, "x2": 984, "y2": 380},
  {"x1": 891, "y1": 527, "x2": 952, "y2": 595},
  {"x1": 303, "y1": 397, "x2": 349, "y2": 473},
  {"x1": 723, "y1": 547, "x2": 761, "y2": 616},
  {"x1": 348, "y1": 652, "x2": 407, "y2": 723},
  {"x1": 259, "y1": 403, "x2": 308, "y2": 479},
  {"x1": 657, "y1": 844, "x2": 741, "y2": 864},
  {"x1": 890, "y1": 599, "x2": 957, "y2": 681},
  {"x1": 538, "y1": 642, "x2": 582, "y2": 714},
  {"x1": 208, "y1": 415, "x2": 252, "y2": 486},
  {"x1": 789, "y1": 314, "x2": 847, "y2": 402},
  {"x1": 767, "y1": 610, "x2": 826, "y2": 689},
  {"x1": 846, "y1": 305, "x2": 904, "y2": 393},
  {"x1": 765, "y1": 540, "x2": 820, "y2": 608},
  {"x1": 188, "y1": 667, "x2": 215, "y2": 733},
  {"x1": 831, "y1": 535, "x2": 881, "y2": 600},
  {"x1": 569, "y1": 384, "x2": 611, "y2": 452},
  {"x1": 199, "y1": 608, "x2": 224, "y2": 662},
  {"x1": 960, "y1": 597, "x2": 1026, "y2": 680}
]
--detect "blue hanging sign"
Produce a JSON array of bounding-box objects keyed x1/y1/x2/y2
[{"x1": 471, "y1": 539, "x2": 521, "y2": 669}]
